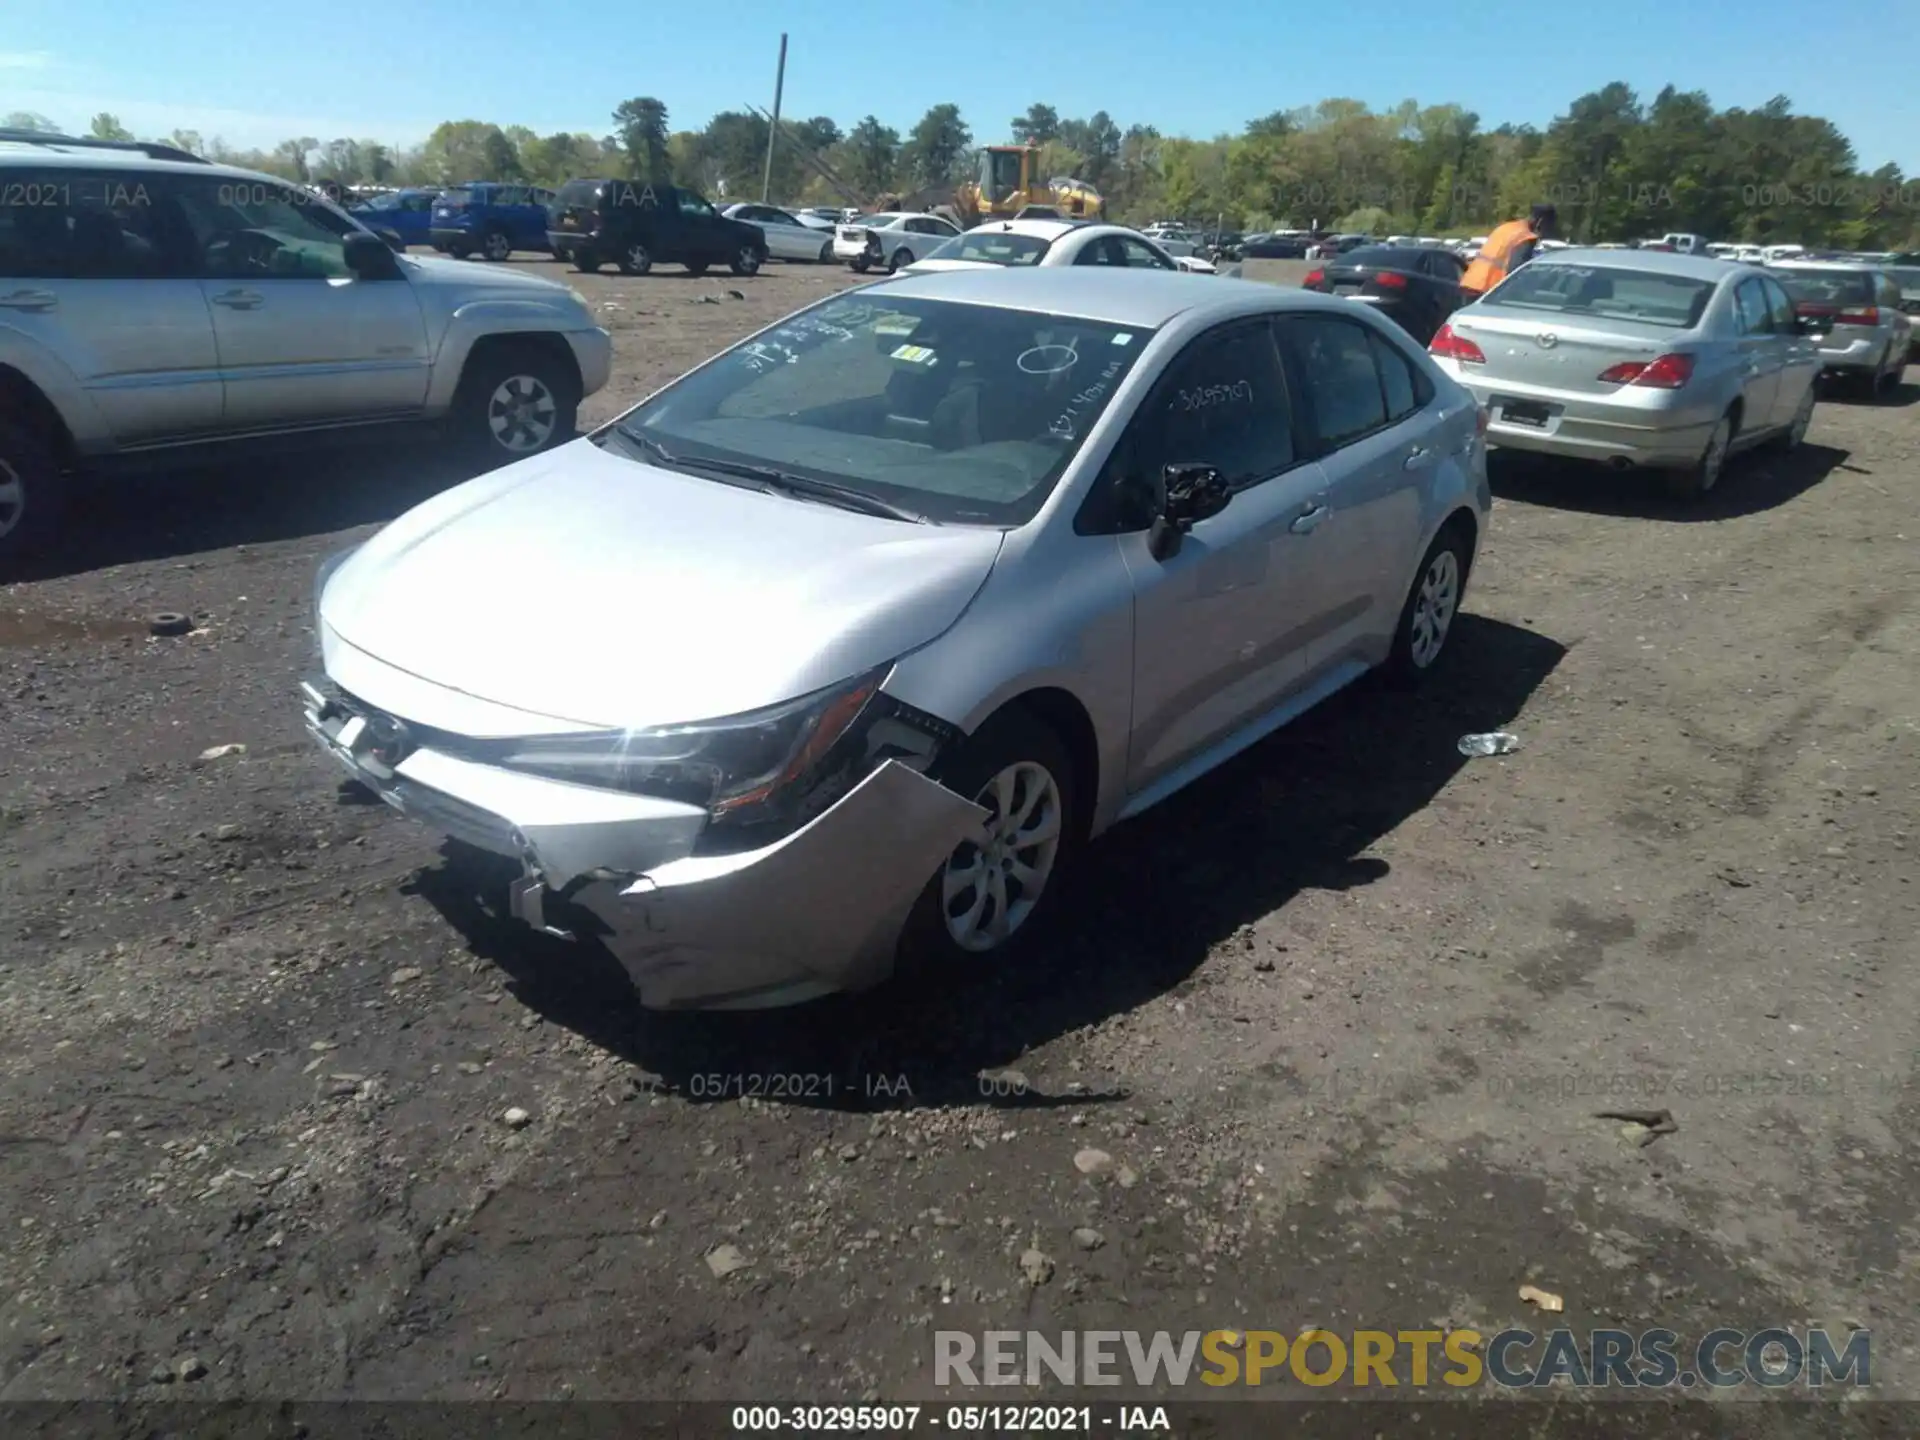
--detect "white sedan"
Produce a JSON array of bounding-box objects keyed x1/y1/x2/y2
[
  {"x1": 833, "y1": 212, "x2": 962, "y2": 273},
  {"x1": 901, "y1": 219, "x2": 1217, "y2": 276},
  {"x1": 722, "y1": 203, "x2": 837, "y2": 263}
]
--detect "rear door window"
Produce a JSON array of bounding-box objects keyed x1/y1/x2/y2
[
  {"x1": 1142, "y1": 320, "x2": 1296, "y2": 490},
  {"x1": 1280, "y1": 315, "x2": 1388, "y2": 451},
  {"x1": 0, "y1": 169, "x2": 197, "y2": 279}
]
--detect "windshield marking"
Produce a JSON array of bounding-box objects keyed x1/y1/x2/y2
[{"x1": 1019, "y1": 343, "x2": 1080, "y2": 375}]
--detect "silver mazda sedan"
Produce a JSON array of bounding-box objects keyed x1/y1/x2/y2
[{"x1": 304, "y1": 268, "x2": 1491, "y2": 1009}]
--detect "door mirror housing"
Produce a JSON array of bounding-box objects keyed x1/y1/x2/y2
[
  {"x1": 1148, "y1": 463, "x2": 1230, "y2": 560},
  {"x1": 344, "y1": 231, "x2": 399, "y2": 277},
  {"x1": 1792, "y1": 316, "x2": 1821, "y2": 336}
]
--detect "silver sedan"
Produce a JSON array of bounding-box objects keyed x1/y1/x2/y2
[
  {"x1": 721, "y1": 203, "x2": 837, "y2": 264},
  {"x1": 1429, "y1": 248, "x2": 1823, "y2": 498},
  {"x1": 304, "y1": 269, "x2": 1490, "y2": 1009}
]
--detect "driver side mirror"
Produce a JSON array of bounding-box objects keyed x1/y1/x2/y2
[
  {"x1": 345, "y1": 231, "x2": 399, "y2": 276},
  {"x1": 1148, "y1": 462, "x2": 1230, "y2": 561}
]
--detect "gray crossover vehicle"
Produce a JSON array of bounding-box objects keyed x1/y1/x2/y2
[
  {"x1": 1766, "y1": 261, "x2": 1913, "y2": 393},
  {"x1": 0, "y1": 130, "x2": 612, "y2": 561},
  {"x1": 305, "y1": 268, "x2": 1491, "y2": 1009},
  {"x1": 1431, "y1": 248, "x2": 1824, "y2": 499}
]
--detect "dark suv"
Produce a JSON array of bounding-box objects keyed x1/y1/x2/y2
[{"x1": 549, "y1": 179, "x2": 766, "y2": 277}]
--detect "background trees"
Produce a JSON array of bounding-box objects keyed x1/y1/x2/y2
[{"x1": 21, "y1": 85, "x2": 1911, "y2": 247}]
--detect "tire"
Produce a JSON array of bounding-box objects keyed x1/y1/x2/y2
[
  {"x1": 1872, "y1": 346, "x2": 1899, "y2": 400},
  {"x1": 1771, "y1": 381, "x2": 1816, "y2": 451},
  {"x1": 850, "y1": 258, "x2": 870, "y2": 274},
  {"x1": 888, "y1": 247, "x2": 912, "y2": 274},
  {"x1": 1382, "y1": 522, "x2": 1471, "y2": 686},
  {"x1": 573, "y1": 249, "x2": 600, "y2": 274},
  {"x1": 818, "y1": 239, "x2": 834, "y2": 264},
  {"x1": 616, "y1": 241, "x2": 652, "y2": 277},
  {"x1": 480, "y1": 228, "x2": 512, "y2": 262},
  {"x1": 453, "y1": 345, "x2": 579, "y2": 466},
  {"x1": 0, "y1": 417, "x2": 64, "y2": 567},
  {"x1": 896, "y1": 707, "x2": 1079, "y2": 982},
  {"x1": 730, "y1": 245, "x2": 763, "y2": 277},
  {"x1": 684, "y1": 257, "x2": 709, "y2": 277},
  {"x1": 1665, "y1": 410, "x2": 1734, "y2": 500}
]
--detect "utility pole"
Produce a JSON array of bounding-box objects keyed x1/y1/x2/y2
[{"x1": 761, "y1": 33, "x2": 787, "y2": 203}]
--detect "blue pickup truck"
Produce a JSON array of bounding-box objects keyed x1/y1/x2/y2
[
  {"x1": 347, "y1": 188, "x2": 440, "y2": 247},
  {"x1": 429, "y1": 183, "x2": 557, "y2": 260}
]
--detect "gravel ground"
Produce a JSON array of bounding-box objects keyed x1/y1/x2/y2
[{"x1": 1, "y1": 256, "x2": 1916, "y2": 1431}]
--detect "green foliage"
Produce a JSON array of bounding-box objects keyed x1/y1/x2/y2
[{"x1": 14, "y1": 85, "x2": 1910, "y2": 247}]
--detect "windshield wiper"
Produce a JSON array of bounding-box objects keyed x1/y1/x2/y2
[{"x1": 613, "y1": 427, "x2": 932, "y2": 524}]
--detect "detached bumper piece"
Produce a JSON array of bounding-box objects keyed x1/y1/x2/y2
[{"x1": 300, "y1": 681, "x2": 986, "y2": 1010}]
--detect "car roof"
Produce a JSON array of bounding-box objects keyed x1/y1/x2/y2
[
  {"x1": 967, "y1": 217, "x2": 1085, "y2": 240},
  {"x1": 1527, "y1": 246, "x2": 1744, "y2": 282},
  {"x1": 0, "y1": 135, "x2": 317, "y2": 191},
  {"x1": 1767, "y1": 259, "x2": 1884, "y2": 272},
  {"x1": 869, "y1": 266, "x2": 1364, "y2": 328}
]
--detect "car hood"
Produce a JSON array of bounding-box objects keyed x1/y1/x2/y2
[
  {"x1": 320, "y1": 439, "x2": 1006, "y2": 730},
  {"x1": 398, "y1": 253, "x2": 577, "y2": 295}
]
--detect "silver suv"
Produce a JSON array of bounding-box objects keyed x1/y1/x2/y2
[{"x1": 0, "y1": 131, "x2": 612, "y2": 562}]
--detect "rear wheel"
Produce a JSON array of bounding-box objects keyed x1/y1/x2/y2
[
  {"x1": 617, "y1": 241, "x2": 652, "y2": 277},
  {"x1": 897, "y1": 708, "x2": 1078, "y2": 982},
  {"x1": 1772, "y1": 381, "x2": 1816, "y2": 451},
  {"x1": 448, "y1": 241, "x2": 472, "y2": 260},
  {"x1": 1383, "y1": 523, "x2": 1470, "y2": 686},
  {"x1": 480, "y1": 227, "x2": 512, "y2": 262},
  {"x1": 1666, "y1": 410, "x2": 1734, "y2": 500},
  {"x1": 850, "y1": 257, "x2": 869, "y2": 274},
  {"x1": 817, "y1": 239, "x2": 834, "y2": 264},
  {"x1": 0, "y1": 418, "x2": 64, "y2": 567}
]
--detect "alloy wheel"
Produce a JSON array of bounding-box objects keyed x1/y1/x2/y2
[
  {"x1": 0, "y1": 458, "x2": 25, "y2": 541},
  {"x1": 1409, "y1": 549, "x2": 1460, "y2": 669},
  {"x1": 483, "y1": 231, "x2": 511, "y2": 261},
  {"x1": 941, "y1": 761, "x2": 1064, "y2": 954},
  {"x1": 485, "y1": 375, "x2": 558, "y2": 453}
]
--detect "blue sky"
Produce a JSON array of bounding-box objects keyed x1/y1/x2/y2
[{"x1": 3, "y1": 0, "x2": 1912, "y2": 172}]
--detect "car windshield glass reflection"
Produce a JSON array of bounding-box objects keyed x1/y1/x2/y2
[{"x1": 609, "y1": 295, "x2": 1154, "y2": 526}]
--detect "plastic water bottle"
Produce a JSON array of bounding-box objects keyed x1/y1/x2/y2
[{"x1": 1458, "y1": 732, "x2": 1521, "y2": 757}]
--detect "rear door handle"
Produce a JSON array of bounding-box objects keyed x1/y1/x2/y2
[
  {"x1": 1403, "y1": 445, "x2": 1432, "y2": 469},
  {"x1": 0, "y1": 289, "x2": 56, "y2": 311},
  {"x1": 1290, "y1": 504, "x2": 1331, "y2": 534},
  {"x1": 210, "y1": 289, "x2": 264, "y2": 310}
]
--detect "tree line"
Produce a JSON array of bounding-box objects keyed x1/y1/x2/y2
[{"x1": 7, "y1": 84, "x2": 1915, "y2": 248}]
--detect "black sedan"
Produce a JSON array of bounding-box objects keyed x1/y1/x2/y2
[
  {"x1": 1300, "y1": 244, "x2": 1466, "y2": 345},
  {"x1": 1242, "y1": 232, "x2": 1313, "y2": 258}
]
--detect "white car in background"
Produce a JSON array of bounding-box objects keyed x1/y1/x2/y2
[
  {"x1": 834, "y1": 212, "x2": 962, "y2": 272},
  {"x1": 903, "y1": 219, "x2": 1218, "y2": 277},
  {"x1": 721, "y1": 203, "x2": 837, "y2": 263}
]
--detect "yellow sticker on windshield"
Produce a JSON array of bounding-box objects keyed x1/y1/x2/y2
[{"x1": 891, "y1": 344, "x2": 937, "y2": 364}]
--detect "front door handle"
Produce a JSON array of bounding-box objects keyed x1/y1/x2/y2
[
  {"x1": 210, "y1": 289, "x2": 264, "y2": 310},
  {"x1": 1403, "y1": 445, "x2": 1432, "y2": 469},
  {"x1": 1290, "y1": 504, "x2": 1331, "y2": 534},
  {"x1": 0, "y1": 289, "x2": 57, "y2": 311}
]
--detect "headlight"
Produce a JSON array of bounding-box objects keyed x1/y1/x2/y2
[{"x1": 474, "y1": 665, "x2": 957, "y2": 843}]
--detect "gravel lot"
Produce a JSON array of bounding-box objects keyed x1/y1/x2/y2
[{"x1": 1, "y1": 254, "x2": 1916, "y2": 1429}]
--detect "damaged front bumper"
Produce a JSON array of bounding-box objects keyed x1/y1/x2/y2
[{"x1": 302, "y1": 681, "x2": 986, "y2": 1010}]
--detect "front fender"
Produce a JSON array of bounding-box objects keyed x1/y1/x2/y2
[{"x1": 425, "y1": 305, "x2": 598, "y2": 411}]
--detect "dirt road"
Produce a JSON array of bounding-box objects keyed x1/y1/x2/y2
[{"x1": 1, "y1": 257, "x2": 1916, "y2": 1430}]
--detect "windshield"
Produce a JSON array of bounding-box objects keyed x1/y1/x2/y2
[
  {"x1": 606, "y1": 293, "x2": 1155, "y2": 526},
  {"x1": 436, "y1": 188, "x2": 473, "y2": 209},
  {"x1": 357, "y1": 192, "x2": 401, "y2": 212},
  {"x1": 1485, "y1": 263, "x2": 1714, "y2": 328},
  {"x1": 1772, "y1": 269, "x2": 1875, "y2": 305},
  {"x1": 928, "y1": 231, "x2": 1052, "y2": 266},
  {"x1": 555, "y1": 180, "x2": 603, "y2": 208},
  {"x1": 1890, "y1": 267, "x2": 1920, "y2": 294}
]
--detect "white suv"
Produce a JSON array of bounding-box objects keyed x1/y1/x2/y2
[{"x1": 0, "y1": 130, "x2": 612, "y2": 563}]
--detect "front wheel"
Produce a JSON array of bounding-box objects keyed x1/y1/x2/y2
[
  {"x1": 730, "y1": 246, "x2": 763, "y2": 277},
  {"x1": 849, "y1": 257, "x2": 869, "y2": 274},
  {"x1": 454, "y1": 346, "x2": 579, "y2": 466},
  {"x1": 896, "y1": 709, "x2": 1078, "y2": 981},
  {"x1": 818, "y1": 239, "x2": 834, "y2": 263},
  {"x1": 617, "y1": 242, "x2": 652, "y2": 277},
  {"x1": 1382, "y1": 524, "x2": 1470, "y2": 686},
  {"x1": 480, "y1": 228, "x2": 512, "y2": 262},
  {"x1": 889, "y1": 247, "x2": 912, "y2": 273}
]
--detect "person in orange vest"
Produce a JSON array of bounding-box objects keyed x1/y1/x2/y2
[{"x1": 1460, "y1": 204, "x2": 1559, "y2": 300}]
